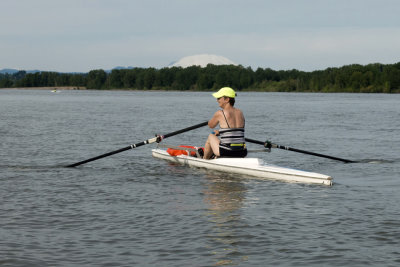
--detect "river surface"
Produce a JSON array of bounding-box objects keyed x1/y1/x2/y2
[{"x1": 1, "y1": 89, "x2": 399, "y2": 266}]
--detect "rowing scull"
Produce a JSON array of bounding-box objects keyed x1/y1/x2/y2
[{"x1": 152, "y1": 148, "x2": 333, "y2": 186}]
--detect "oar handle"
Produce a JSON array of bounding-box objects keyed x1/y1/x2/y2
[{"x1": 245, "y1": 138, "x2": 356, "y2": 163}]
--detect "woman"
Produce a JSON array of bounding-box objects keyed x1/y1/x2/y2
[{"x1": 203, "y1": 87, "x2": 247, "y2": 159}]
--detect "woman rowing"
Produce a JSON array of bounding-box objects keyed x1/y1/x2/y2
[{"x1": 203, "y1": 87, "x2": 247, "y2": 159}]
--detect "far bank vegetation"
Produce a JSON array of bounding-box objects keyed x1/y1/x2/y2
[{"x1": 1, "y1": 62, "x2": 400, "y2": 93}]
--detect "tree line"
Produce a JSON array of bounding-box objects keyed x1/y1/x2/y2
[{"x1": 1, "y1": 62, "x2": 400, "y2": 93}]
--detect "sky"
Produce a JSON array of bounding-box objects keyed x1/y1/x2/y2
[{"x1": 1, "y1": 0, "x2": 400, "y2": 73}]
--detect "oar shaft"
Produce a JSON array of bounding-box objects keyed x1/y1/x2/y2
[
  {"x1": 66, "y1": 146, "x2": 132, "y2": 167},
  {"x1": 66, "y1": 121, "x2": 208, "y2": 167},
  {"x1": 162, "y1": 121, "x2": 208, "y2": 139},
  {"x1": 66, "y1": 140, "x2": 150, "y2": 168},
  {"x1": 245, "y1": 138, "x2": 355, "y2": 163},
  {"x1": 274, "y1": 144, "x2": 355, "y2": 163},
  {"x1": 245, "y1": 138, "x2": 266, "y2": 146}
]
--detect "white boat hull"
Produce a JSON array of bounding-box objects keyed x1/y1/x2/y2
[{"x1": 152, "y1": 149, "x2": 332, "y2": 186}]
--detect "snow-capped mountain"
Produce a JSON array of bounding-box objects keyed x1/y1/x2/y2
[{"x1": 169, "y1": 54, "x2": 237, "y2": 68}]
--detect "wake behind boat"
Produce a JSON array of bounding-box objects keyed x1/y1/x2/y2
[{"x1": 152, "y1": 148, "x2": 333, "y2": 186}]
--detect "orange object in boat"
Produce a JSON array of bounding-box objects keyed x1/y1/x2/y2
[{"x1": 167, "y1": 145, "x2": 202, "y2": 157}]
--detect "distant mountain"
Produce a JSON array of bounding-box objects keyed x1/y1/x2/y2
[
  {"x1": 0, "y1": 67, "x2": 137, "y2": 75},
  {"x1": 168, "y1": 54, "x2": 237, "y2": 68},
  {"x1": 1, "y1": 57, "x2": 237, "y2": 75},
  {"x1": 0, "y1": 69, "x2": 41, "y2": 74},
  {"x1": 112, "y1": 66, "x2": 135, "y2": 70},
  {"x1": 105, "y1": 66, "x2": 136, "y2": 73}
]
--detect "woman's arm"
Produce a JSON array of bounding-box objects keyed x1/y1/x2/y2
[{"x1": 208, "y1": 110, "x2": 221, "y2": 128}]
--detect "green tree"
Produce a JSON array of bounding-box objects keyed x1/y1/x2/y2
[
  {"x1": 197, "y1": 73, "x2": 214, "y2": 90},
  {"x1": 143, "y1": 68, "x2": 156, "y2": 89},
  {"x1": 0, "y1": 76, "x2": 13, "y2": 88},
  {"x1": 237, "y1": 67, "x2": 254, "y2": 89},
  {"x1": 350, "y1": 71, "x2": 363, "y2": 92},
  {"x1": 107, "y1": 69, "x2": 123, "y2": 88},
  {"x1": 87, "y1": 69, "x2": 107, "y2": 89},
  {"x1": 121, "y1": 70, "x2": 136, "y2": 88}
]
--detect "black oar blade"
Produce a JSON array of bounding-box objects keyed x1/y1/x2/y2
[
  {"x1": 66, "y1": 147, "x2": 130, "y2": 167},
  {"x1": 66, "y1": 121, "x2": 208, "y2": 168},
  {"x1": 65, "y1": 142, "x2": 147, "y2": 168},
  {"x1": 245, "y1": 138, "x2": 356, "y2": 163}
]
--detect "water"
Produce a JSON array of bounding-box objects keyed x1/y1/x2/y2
[{"x1": 1, "y1": 89, "x2": 399, "y2": 266}]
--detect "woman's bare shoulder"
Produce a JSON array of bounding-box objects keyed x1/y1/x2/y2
[
  {"x1": 234, "y1": 107, "x2": 244, "y2": 115},
  {"x1": 208, "y1": 110, "x2": 223, "y2": 128}
]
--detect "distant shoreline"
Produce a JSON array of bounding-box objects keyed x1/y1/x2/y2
[
  {"x1": 1, "y1": 86, "x2": 86, "y2": 90},
  {"x1": 1, "y1": 86, "x2": 398, "y2": 93}
]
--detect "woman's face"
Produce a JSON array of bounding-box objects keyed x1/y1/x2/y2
[{"x1": 217, "y1": 97, "x2": 229, "y2": 108}]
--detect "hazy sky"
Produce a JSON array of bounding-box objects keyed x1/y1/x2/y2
[{"x1": 1, "y1": 0, "x2": 399, "y2": 72}]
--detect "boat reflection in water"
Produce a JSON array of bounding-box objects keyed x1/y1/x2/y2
[{"x1": 202, "y1": 173, "x2": 250, "y2": 265}]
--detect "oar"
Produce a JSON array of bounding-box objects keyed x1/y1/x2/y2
[
  {"x1": 66, "y1": 121, "x2": 208, "y2": 167},
  {"x1": 245, "y1": 138, "x2": 356, "y2": 163}
]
